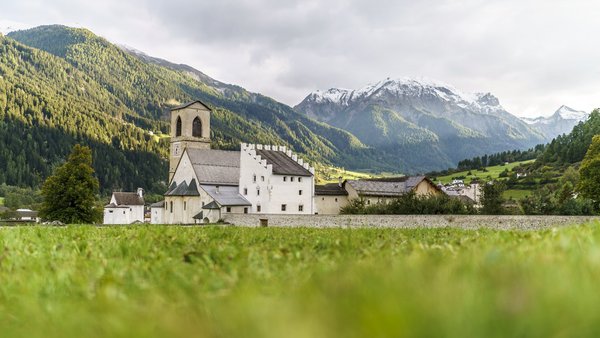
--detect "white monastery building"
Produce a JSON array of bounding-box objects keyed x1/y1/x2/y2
[
  {"x1": 240, "y1": 143, "x2": 315, "y2": 215},
  {"x1": 103, "y1": 188, "x2": 145, "y2": 224},
  {"x1": 151, "y1": 100, "x2": 315, "y2": 224}
]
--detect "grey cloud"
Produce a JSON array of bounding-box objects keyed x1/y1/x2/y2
[{"x1": 1, "y1": 0, "x2": 599, "y2": 116}]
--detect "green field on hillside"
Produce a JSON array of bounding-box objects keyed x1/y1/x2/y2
[
  {"x1": 2, "y1": 224, "x2": 600, "y2": 337},
  {"x1": 434, "y1": 160, "x2": 534, "y2": 184},
  {"x1": 317, "y1": 166, "x2": 375, "y2": 184}
]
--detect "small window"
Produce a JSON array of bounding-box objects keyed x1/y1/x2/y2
[
  {"x1": 244, "y1": 207, "x2": 248, "y2": 214},
  {"x1": 281, "y1": 204, "x2": 287, "y2": 211},
  {"x1": 291, "y1": 177, "x2": 295, "y2": 182},
  {"x1": 299, "y1": 190, "x2": 303, "y2": 195},
  {"x1": 298, "y1": 177, "x2": 302, "y2": 182},
  {"x1": 257, "y1": 188, "x2": 260, "y2": 196},
  {"x1": 253, "y1": 174, "x2": 257, "y2": 183},
  {"x1": 192, "y1": 117, "x2": 202, "y2": 137},
  {"x1": 283, "y1": 176, "x2": 287, "y2": 182},
  {"x1": 226, "y1": 207, "x2": 231, "y2": 213},
  {"x1": 129, "y1": 208, "x2": 132, "y2": 211},
  {"x1": 109, "y1": 210, "x2": 113, "y2": 213},
  {"x1": 367, "y1": 200, "x2": 371, "y2": 205},
  {"x1": 257, "y1": 205, "x2": 262, "y2": 212},
  {"x1": 261, "y1": 176, "x2": 265, "y2": 182},
  {"x1": 175, "y1": 116, "x2": 182, "y2": 137},
  {"x1": 123, "y1": 211, "x2": 126, "y2": 215},
  {"x1": 322, "y1": 197, "x2": 325, "y2": 201},
  {"x1": 170, "y1": 201, "x2": 173, "y2": 213},
  {"x1": 298, "y1": 205, "x2": 304, "y2": 212},
  {"x1": 243, "y1": 188, "x2": 248, "y2": 195},
  {"x1": 335, "y1": 198, "x2": 338, "y2": 202},
  {"x1": 184, "y1": 201, "x2": 186, "y2": 210}
]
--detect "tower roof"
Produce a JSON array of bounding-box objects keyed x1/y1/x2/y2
[{"x1": 170, "y1": 100, "x2": 211, "y2": 111}]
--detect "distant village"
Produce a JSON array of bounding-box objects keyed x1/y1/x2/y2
[{"x1": 102, "y1": 101, "x2": 482, "y2": 225}]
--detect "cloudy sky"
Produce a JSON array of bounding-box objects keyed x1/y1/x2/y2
[{"x1": 1, "y1": 0, "x2": 599, "y2": 117}]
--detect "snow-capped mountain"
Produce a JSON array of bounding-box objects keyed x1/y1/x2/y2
[
  {"x1": 521, "y1": 106, "x2": 588, "y2": 140},
  {"x1": 295, "y1": 77, "x2": 545, "y2": 170}
]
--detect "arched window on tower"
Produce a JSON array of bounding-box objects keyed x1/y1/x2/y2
[
  {"x1": 192, "y1": 117, "x2": 202, "y2": 138},
  {"x1": 175, "y1": 116, "x2": 182, "y2": 137}
]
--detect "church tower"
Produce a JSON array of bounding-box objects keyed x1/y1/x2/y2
[{"x1": 169, "y1": 101, "x2": 211, "y2": 182}]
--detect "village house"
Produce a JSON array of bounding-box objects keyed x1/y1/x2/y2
[
  {"x1": 314, "y1": 180, "x2": 349, "y2": 215},
  {"x1": 344, "y1": 176, "x2": 441, "y2": 206},
  {"x1": 103, "y1": 188, "x2": 145, "y2": 224}
]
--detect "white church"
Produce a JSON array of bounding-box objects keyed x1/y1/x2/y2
[{"x1": 151, "y1": 100, "x2": 315, "y2": 224}]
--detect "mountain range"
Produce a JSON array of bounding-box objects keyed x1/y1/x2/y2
[
  {"x1": 521, "y1": 105, "x2": 588, "y2": 140},
  {"x1": 295, "y1": 78, "x2": 547, "y2": 168},
  {"x1": 0, "y1": 24, "x2": 588, "y2": 194}
]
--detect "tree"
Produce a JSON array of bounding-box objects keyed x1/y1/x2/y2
[
  {"x1": 481, "y1": 181, "x2": 506, "y2": 214},
  {"x1": 40, "y1": 144, "x2": 101, "y2": 223},
  {"x1": 578, "y1": 135, "x2": 600, "y2": 210}
]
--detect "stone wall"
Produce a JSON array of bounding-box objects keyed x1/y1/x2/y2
[{"x1": 223, "y1": 214, "x2": 599, "y2": 230}]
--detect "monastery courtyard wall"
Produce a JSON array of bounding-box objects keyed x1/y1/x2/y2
[{"x1": 223, "y1": 214, "x2": 599, "y2": 230}]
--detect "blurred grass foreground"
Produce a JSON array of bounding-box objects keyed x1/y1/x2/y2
[{"x1": 1, "y1": 224, "x2": 600, "y2": 337}]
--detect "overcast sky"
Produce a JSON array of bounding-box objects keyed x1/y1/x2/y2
[{"x1": 1, "y1": 0, "x2": 599, "y2": 117}]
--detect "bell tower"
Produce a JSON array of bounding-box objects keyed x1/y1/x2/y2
[{"x1": 169, "y1": 100, "x2": 211, "y2": 182}]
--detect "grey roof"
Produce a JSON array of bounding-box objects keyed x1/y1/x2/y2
[
  {"x1": 315, "y1": 183, "x2": 348, "y2": 196},
  {"x1": 112, "y1": 192, "x2": 144, "y2": 206},
  {"x1": 255, "y1": 149, "x2": 312, "y2": 177},
  {"x1": 201, "y1": 185, "x2": 252, "y2": 206},
  {"x1": 202, "y1": 201, "x2": 221, "y2": 209},
  {"x1": 150, "y1": 201, "x2": 165, "y2": 208},
  {"x1": 171, "y1": 100, "x2": 211, "y2": 111},
  {"x1": 165, "y1": 179, "x2": 200, "y2": 196},
  {"x1": 193, "y1": 211, "x2": 204, "y2": 219},
  {"x1": 187, "y1": 148, "x2": 241, "y2": 185},
  {"x1": 347, "y1": 176, "x2": 434, "y2": 197}
]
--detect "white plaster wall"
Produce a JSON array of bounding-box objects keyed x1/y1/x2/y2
[
  {"x1": 151, "y1": 207, "x2": 164, "y2": 224},
  {"x1": 239, "y1": 144, "x2": 314, "y2": 214},
  {"x1": 315, "y1": 195, "x2": 349, "y2": 215},
  {"x1": 103, "y1": 206, "x2": 144, "y2": 224}
]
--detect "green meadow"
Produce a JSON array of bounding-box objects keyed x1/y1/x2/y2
[
  {"x1": 2, "y1": 224, "x2": 600, "y2": 337},
  {"x1": 434, "y1": 160, "x2": 534, "y2": 184}
]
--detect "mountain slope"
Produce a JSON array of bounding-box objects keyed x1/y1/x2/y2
[
  {"x1": 0, "y1": 33, "x2": 168, "y2": 192},
  {"x1": 295, "y1": 78, "x2": 545, "y2": 167},
  {"x1": 521, "y1": 105, "x2": 588, "y2": 141}
]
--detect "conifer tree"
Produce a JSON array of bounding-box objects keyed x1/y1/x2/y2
[
  {"x1": 40, "y1": 144, "x2": 101, "y2": 223},
  {"x1": 578, "y1": 135, "x2": 600, "y2": 210}
]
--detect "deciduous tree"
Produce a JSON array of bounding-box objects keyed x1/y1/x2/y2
[{"x1": 40, "y1": 145, "x2": 101, "y2": 223}]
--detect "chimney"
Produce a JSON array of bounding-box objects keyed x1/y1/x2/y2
[
  {"x1": 137, "y1": 188, "x2": 144, "y2": 198},
  {"x1": 338, "y1": 177, "x2": 343, "y2": 187}
]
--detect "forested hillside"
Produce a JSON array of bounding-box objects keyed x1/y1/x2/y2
[
  {"x1": 537, "y1": 109, "x2": 600, "y2": 166},
  {"x1": 0, "y1": 34, "x2": 167, "y2": 193}
]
